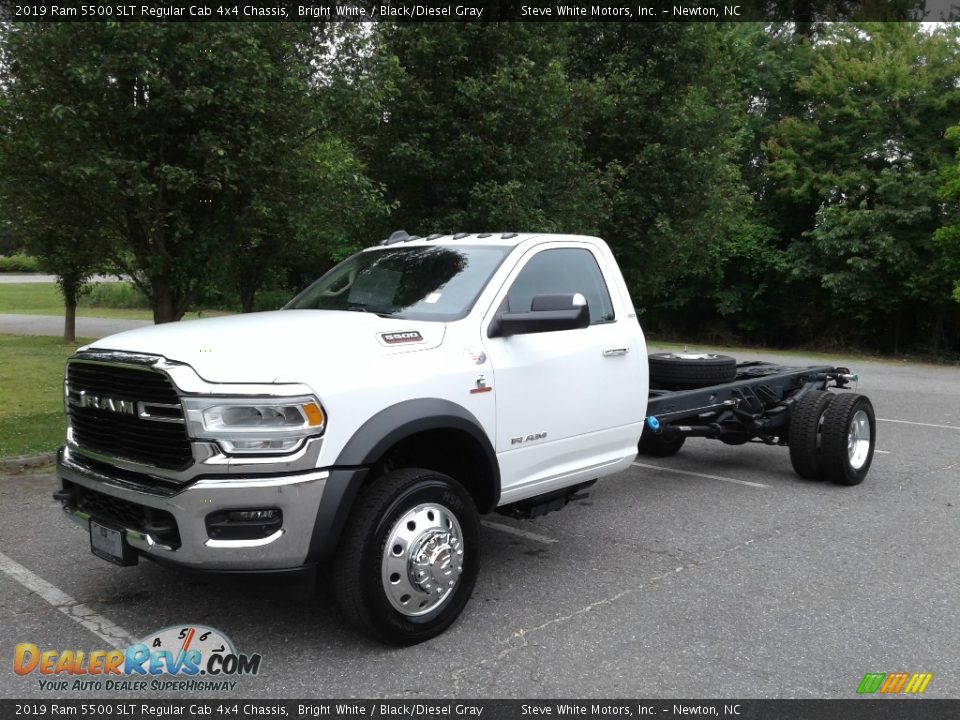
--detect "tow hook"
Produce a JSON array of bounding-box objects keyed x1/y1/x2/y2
[{"x1": 52, "y1": 488, "x2": 75, "y2": 505}]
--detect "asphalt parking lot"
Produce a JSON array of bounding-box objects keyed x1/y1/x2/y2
[{"x1": 1, "y1": 348, "x2": 958, "y2": 700}]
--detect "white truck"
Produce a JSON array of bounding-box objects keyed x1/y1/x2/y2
[{"x1": 54, "y1": 231, "x2": 876, "y2": 643}]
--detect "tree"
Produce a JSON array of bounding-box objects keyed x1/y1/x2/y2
[
  {"x1": 0, "y1": 23, "x2": 324, "y2": 323},
  {"x1": 567, "y1": 24, "x2": 758, "y2": 334},
  {"x1": 766, "y1": 23, "x2": 960, "y2": 352},
  {"x1": 368, "y1": 23, "x2": 603, "y2": 236},
  {"x1": 0, "y1": 46, "x2": 116, "y2": 340},
  {"x1": 935, "y1": 125, "x2": 960, "y2": 303}
]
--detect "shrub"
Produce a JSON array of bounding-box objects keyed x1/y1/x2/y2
[
  {"x1": 79, "y1": 282, "x2": 151, "y2": 309},
  {"x1": 254, "y1": 289, "x2": 293, "y2": 312},
  {"x1": 0, "y1": 253, "x2": 41, "y2": 273}
]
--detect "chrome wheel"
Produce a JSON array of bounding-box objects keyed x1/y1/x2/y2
[
  {"x1": 820, "y1": 393, "x2": 875, "y2": 486},
  {"x1": 848, "y1": 409, "x2": 872, "y2": 470},
  {"x1": 381, "y1": 503, "x2": 464, "y2": 617}
]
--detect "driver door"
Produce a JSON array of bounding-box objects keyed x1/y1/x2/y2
[{"x1": 482, "y1": 243, "x2": 644, "y2": 503}]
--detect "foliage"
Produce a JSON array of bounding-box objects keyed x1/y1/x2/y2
[
  {"x1": 0, "y1": 22, "x2": 959, "y2": 355},
  {"x1": 935, "y1": 124, "x2": 960, "y2": 303},
  {"x1": 766, "y1": 23, "x2": 960, "y2": 352},
  {"x1": 0, "y1": 23, "x2": 383, "y2": 322},
  {"x1": 566, "y1": 24, "x2": 772, "y2": 335},
  {"x1": 83, "y1": 282, "x2": 151, "y2": 310},
  {"x1": 0, "y1": 254, "x2": 40, "y2": 273},
  {"x1": 369, "y1": 23, "x2": 603, "y2": 235}
]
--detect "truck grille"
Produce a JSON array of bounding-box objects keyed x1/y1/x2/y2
[{"x1": 66, "y1": 362, "x2": 193, "y2": 470}]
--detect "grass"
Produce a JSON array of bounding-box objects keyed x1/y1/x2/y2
[
  {"x1": 0, "y1": 334, "x2": 91, "y2": 458},
  {"x1": 0, "y1": 283, "x2": 228, "y2": 321}
]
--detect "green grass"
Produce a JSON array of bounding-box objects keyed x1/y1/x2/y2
[
  {"x1": 0, "y1": 334, "x2": 92, "y2": 458},
  {"x1": 0, "y1": 283, "x2": 229, "y2": 321}
]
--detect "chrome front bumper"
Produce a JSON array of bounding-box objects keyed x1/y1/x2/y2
[{"x1": 57, "y1": 449, "x2": 328, "y2": 571}]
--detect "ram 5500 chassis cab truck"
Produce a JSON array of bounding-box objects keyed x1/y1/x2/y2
[{"x1": 54, "y1": 232, "x2": 876, "y2": 643}]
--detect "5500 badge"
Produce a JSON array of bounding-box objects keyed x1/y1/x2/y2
[{"x1": 14, "y1": 625, "x2": 261, "y2": 691}]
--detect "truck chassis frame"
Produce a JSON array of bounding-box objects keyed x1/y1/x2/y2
[{"x1": 645, "y1": 361, "x2": 856, "y2": 445}]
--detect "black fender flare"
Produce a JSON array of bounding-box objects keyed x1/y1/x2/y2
[{"x1": 306, "y1": 399, "x2": 499, "y2": 562}]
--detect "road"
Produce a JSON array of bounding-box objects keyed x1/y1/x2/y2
[
  {"x1": 0, "y1": 313, "x2": 149, "y2": 338},
  {"x1": 0, "y1": 349, "x2": 958, "y2": 699},
  {"x1": 0, "y1": 274, "x2": 126, "y2": 285}
]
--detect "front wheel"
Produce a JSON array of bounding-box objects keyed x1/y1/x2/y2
[{"x1": 332, "y1": 468, "x2": 480, "y2": 644}]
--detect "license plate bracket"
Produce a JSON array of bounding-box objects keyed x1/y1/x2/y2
[{"x1": 89, "y1": 520, "x2": 138, "y2": 566}]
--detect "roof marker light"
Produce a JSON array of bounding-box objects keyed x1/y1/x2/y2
[{"x1": 382, "y1": 230, "x2": 410, "y2": 245}]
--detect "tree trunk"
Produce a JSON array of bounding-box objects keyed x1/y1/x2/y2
[
  {"x1": 152, "y1": 282, "x2": 183, "y2": 324},
  {"x1": 892, "y1": 311, "x2": 901, "y2": 356},
  {"x1": 240, "y1": 287, "x2": 256, "y2": 314},
  {"x1": 59, "y1": 274, "x2": 81, "y2": 342},
  {"x1": 64, "y1": 299, "x2": 76, "y2": 342}
]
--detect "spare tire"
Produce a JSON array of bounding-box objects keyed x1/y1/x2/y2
[
  {"x1": 637, "y1": 427, "x2": 686, "y2": 457},
  {"x1": 648, "y1": 352, "x2": 737, "y2": 389}
]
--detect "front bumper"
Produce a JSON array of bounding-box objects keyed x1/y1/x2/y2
[{"x1": 56, "y1": 448, "x2": 329, "y2": 571}]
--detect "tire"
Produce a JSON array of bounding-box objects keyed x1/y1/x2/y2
[
  {"x1": 820, "y1": 393, "x2": 876, "y2": 486},
  {"x1": 788, "y1": 390, "x2": 835, "y2": 480},
  {"x1": 648, "y1": 352, "x2": 737, "y2": 389},
  {"x1": 637, "y1": 427, "x2": 686, "y2": 457},
  {"x1": 332, "y1": 467, "x2": 480, "y2": 644}
]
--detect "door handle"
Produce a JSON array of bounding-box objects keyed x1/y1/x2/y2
[{"x1": 603, "y1": 347, "x2": 630, "y2": 357}]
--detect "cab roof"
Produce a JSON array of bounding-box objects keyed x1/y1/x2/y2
[{"x1": 365, "y1": 230, "x2": 599, "y2": 250}]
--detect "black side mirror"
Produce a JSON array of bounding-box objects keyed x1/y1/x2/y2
[{"x1": 488, "y1": 293, "x2": 590, "y2": 338}]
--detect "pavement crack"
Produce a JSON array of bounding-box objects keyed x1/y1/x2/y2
[{"x1": 453, "y1": 536, "x2": 766, "y2": 687}]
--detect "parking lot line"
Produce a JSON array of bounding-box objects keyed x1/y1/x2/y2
[
  {"x1": 480, "y1": 519, "x2": 558, "y2": 544},
  {"x1": 631, "y1": 461, "x2": 770, "y2": 489},
  {"x1": 0, "y1": 549, "x2": 136, "y2": 649},
  {"x1": 879, "y1": 418, "x2": 960, "y2": 431}
]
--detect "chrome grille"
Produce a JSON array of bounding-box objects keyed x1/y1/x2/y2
[{"x1": 66, "y1": 362, "x2": 193, "y2": 470}]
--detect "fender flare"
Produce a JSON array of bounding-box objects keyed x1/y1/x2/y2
[{"x1": 306, "y1": 399, "x2": 499, "y2": 562}]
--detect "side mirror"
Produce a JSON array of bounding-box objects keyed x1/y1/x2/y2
[{"x1": 488, "y1": 293, "x2": 590, "y2": 338}]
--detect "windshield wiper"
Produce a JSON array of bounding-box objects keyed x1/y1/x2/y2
[{"x1": 345, "y1": 305, "x2": 397, "y2": 318}]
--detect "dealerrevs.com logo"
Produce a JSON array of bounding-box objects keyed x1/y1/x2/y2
[{"x1": 14, "y1": 625, "x2": 261, "y2": 692}]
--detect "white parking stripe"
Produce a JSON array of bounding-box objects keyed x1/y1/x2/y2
[
  {"x1": 879, "y1": 418, "x2": 960, "y2": 431},
  {"x1": 875, "y1": 450, "x2": 891, "y2": 454},
  {"x1": 632, "y1": 461, "x2": 769, "y2": 489},
  {"x1": 0, "y1": 550, "x2": 136, "y2": 649},
  {"x1": 480, "y1": 520, "x2": 557, "y2": 545}
]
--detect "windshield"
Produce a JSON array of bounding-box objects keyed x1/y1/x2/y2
[{"x1": 285, "y1": 245, "x2": 510, "y2": 321}]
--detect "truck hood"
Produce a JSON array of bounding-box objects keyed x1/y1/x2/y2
[{"x1": 85, "y1": 310, "x2": 446, "y2": 384}]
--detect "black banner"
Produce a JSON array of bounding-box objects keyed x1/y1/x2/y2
[
  {"x1": 2, "y1": 0, "x2": 958, "y2": 23},
  {"x1": 1, "y1": 700, "x2": 959, "y2": 720}
]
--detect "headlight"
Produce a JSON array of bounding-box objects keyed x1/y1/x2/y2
[{"x1": 182, "y1": 396, "x2": 325, "y2": 455}]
